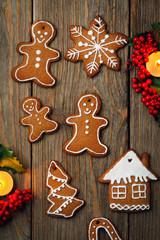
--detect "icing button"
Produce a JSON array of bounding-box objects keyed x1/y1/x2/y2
[
  {"x1": 85, "y1": 125, "x2": 89, "y2": 129},
  {"x1": 85, "y1": 131, "x2": 89, "y2": 134},
  {"x1": 36, "y1": 50, "x2": 41, "y2": 55},
  {"x1": 35, "y1": 63, "x2": 40, "y2": 68},
  {"x1": 85, "y1": 120, "x2": 89, "y2": 123},
  {"x1": 36, "y1": 57, "x2": 41, "y2": 61}
]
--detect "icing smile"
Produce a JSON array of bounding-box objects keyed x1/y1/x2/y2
[
  {"x1": 37, "y1": 38, "x2": 45, "y2": 43},
  {"x1": 84, "y1": 110, "x2": 91, "y2": 115}
]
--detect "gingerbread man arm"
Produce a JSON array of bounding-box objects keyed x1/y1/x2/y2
[
  {"x1": 20, "y1": 115, "x2": 32, "y2": 125},
  {"x1": 66, "y1": 115, "x2": 80, "y2": 125},
  {"x1": 46, "y1": 47, "x2": 60, "y2": 60},
  {"x1": 96, "y1": 117, "x2": 108, "y2": 127},
  {"x1": 17, "y1": 42, "x2": 33, "y2": 53},
  {"x1": 39, "y1": 106, "x2": 51, "y2": 117}
]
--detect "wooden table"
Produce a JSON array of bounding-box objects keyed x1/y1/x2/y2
[{"x1": 0, "y1": 0, "x2": 160, "y2": 239}]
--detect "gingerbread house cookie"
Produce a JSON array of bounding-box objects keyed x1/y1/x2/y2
[{"x1": 98, "y1": 149, "x2": 158, "y2": 212}]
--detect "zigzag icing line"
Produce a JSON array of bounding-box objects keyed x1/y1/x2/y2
[{"x1": 110, "y1": 203, "x2": 150, "y2": 211}]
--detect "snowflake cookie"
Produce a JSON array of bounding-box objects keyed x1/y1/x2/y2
[{"x1": 65, "y1": 16, "x2": 128, "y2": 77}]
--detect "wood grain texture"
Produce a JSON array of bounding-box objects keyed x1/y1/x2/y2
[
  {"x1": 129, "y1": 0, "x2": 160, "y2": 240},
  {"x1": 0, "y1": 0, "x2": 32, "y2": 239},
  {"x1": 0, "y1": 0, "x2": 160, "y2": 239}
]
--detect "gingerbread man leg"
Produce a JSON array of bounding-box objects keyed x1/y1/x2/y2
[
  {"x1": 64, "y1": 138, "x2": 85, "y2": 154},
  {"x1": 35, "y1": 71, "x2": 56, "y2": 86},
  {"x1": 16, "y1": 65, "x2": 33, "y2": 81},
  {"x1": 87, "y1": 139, "x2": 108, "y2": 156},
  {"x1": 28, "y1": 127, "x2": 43, "y2": 142}
]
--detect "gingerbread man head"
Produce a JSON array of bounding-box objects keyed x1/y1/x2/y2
[
  {"x1": 31, "y1": 21, "x2": 56, "y2": 44},
  {"x1": 77, "y1": 94, "x2": 101, "y2": 116},
  {"x1": 22, "y1": 97, "x2": 41, "y2": 114}
]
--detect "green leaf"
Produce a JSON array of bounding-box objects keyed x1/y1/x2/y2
[
  {"x1": 151, "y1": 77, "x2": 160, "y2": 88},
  {"x1": 0, "y1": 144, "x2": 26, "y2": 174}
]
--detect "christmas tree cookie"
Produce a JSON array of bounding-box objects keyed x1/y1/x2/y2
[{"x1": 46, "y1": 161, "x2": 84, "y2": 218}]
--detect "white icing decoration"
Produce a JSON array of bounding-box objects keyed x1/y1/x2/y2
[
  {"x1": 44, "y1": 32, "x2": 48, "y2": 35},
  {"x1": 132, "y1": 184, "x2": 146, "y2": 199},
  {"x1": 67, "y1": 16, "x2": 127, "y2": 75},
  {"x1": 85, "y1": 131, "x2": 89, "y2": 134},
  {"x1": 85, "y1": 126, "x2": 89, "y2": 129},
  {"x1": 36, "y1": 57, "x2": 41, "y2": 61},
  {"x1": 88, "y1": 217, "x2": 122, "y2": 240},
  {"x1": 65, "y1": 94, "x2": 108, "y2": 155},
  {"x1": 85, "y1": 120, "x2": 89, "y2": 123},
  {"x1": 111, "y1": 185, "x2": 126, "y2": 199},
  {"x1": 110, "y1": 203, "x2": 150, "y2": 211},
  {"x1": 46, "y1": 161, "x2": 84, "y2": 218},
  {"x1": 40, "y1": 35, "x2": 43, "y2": 38},
  {"x1": 36, "y1": 50, "x2": 41, "y2": 55},
  {"x1": 102, "y1": 150, "x2": 157, "y2": 184},
  {"x1": 35, "y1": 63, "x2": 40, "y2": 68},
  {"x1": 91, "y1": 103, "x2": 94, "y2": 106},
  {"x1": 37, "y1": 118, "x2": 39, "y2": 121},
  {"x1": 21, "y1": 98, "x2": 58, "y2": 142},
  {"x1": 39, "y1": 122, "x2": 41, "y2": 124},
  {"x1": 15, "y1": 21, "x2": 60, "y2": 87},
  {"x1": 37, "y1": 31, "x2": 41, "y2": 34},
  {"x1": 83, "y1": 103, "x2": 87, "y2": 106}
]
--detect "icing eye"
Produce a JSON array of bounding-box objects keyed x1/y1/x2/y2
[
  {"x1": 96, "y1": 221, "x2": 100, "y2": 224},
  {"x1": 83, "y1": 103, "x2": 87, "y2": 106},
  {"x1": 44, "y1": 32, "x2": 48, "y2": 35},
  {"x1": 91, "y1": 103, "x2": 94, "y2": 106},
  {"x1": 42, "y1": 26, "x2": 45, "y2": 29},
  {"x1": 88, "y1": 99, "x2": 91, "y2": 102},
  {"x1": 37, "y1": 31, "x2": 41, "y2": 34},
  {"x1": 53, "y1": 167, "x2": 57, "y2": 170},
  {"x1": 128, "y1": 159, "x2": 132, "y2": 163}
]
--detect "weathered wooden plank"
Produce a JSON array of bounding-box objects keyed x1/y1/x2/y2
[
  {"x1": 32, "y1": 0, "x2": 129, "y2": 239},
  {"x1": 0, "y1": 0, "x2": 32, "y2": 239},
  {"x1": 130, "y1": 0, "x2": 160, "y2": 239}
]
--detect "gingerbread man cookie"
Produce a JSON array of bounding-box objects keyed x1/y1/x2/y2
[
  {"x1": 12, "y1": 21, "x2": 60, "y2": 87},
  {"x1": 46, "y1": 161, "x2": 84, "y2": 218},
  {"x1": 65, "y1": 16, "x2": 128, "y2": 77},
  {"x1": 20, "y1": 97, "x2": 58, "y2": 142},
  {"x1": 63, "y1": 93, "x2": 108, "y2": 157},
  {"x1": 88, "y1": 217, "x2": 122, "y2": 240}
]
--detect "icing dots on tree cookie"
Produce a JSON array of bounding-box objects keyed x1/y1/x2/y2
[
  {"x1": 88, "y1": 217, "x2": 122, "y2": 240},
  {"x1": 46, "y1": 161, "x2": 84, "y2": 218},
  {"x1": 63, "y1": 93, "x2": 108, "y2": 157},
  {"x1": 20, "y1": 97, "x2": 58, "y2": 143},
  {"x1": 65, "y1": 16, "x2": 128, "y2": 77},
  {"x1": 12, "y1": 21, "x2": 60, "y2": 87},
  {"x1": 98, "y1": 149, "x2": 159, "y2": 212}
]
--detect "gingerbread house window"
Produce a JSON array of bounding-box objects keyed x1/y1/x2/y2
[
  {"x1": 132, "y1": 184, "x2": 146, "y2": 199},
  {"x1": 112, "y1": 186, "x2": 126, "y2": 199}
]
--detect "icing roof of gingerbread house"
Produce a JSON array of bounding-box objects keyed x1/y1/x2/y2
[{"x1": 99, "y1": 149, "x2": 158, "y2": 184}]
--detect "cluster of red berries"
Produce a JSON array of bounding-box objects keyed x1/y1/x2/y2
[
  {"x1": 0, "y1": 189, "x2": 32, "y2": 226},
  {"x1": 127, "y1": 32, "x2": 160, "y2": 116}
]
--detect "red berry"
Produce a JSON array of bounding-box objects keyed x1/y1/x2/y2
[
  {"x1": 152, "y1": 89, "x2": 157, "y2": 95},
  {"x1": 144, "y1": 58, "x2": 149, "y2": 62},
  {"x1": 141, "y1": 97, "x2": 146, "y2": 103},
  {"x1": 142, "y1": 83, "x2": 146, "y2": 88},
  {"x1": 146, "y1": 79, "x2": 152, "y2": 85},
  {"x1": 145, "y1": 102, "x2": 150, "y2": 107},
  {"x1": 18, "y1": 195, "x2": 23, "y2": 200},
  {"x1": 15, "y1": 189, "x2": 22, "y2": 196},
  {"x1": 22, "y1": 190, "x2": 27, "y2": 195},
  {"x1": 139, "y1": 36, "x2": 145, "y2": 42},
  {"x1": 132, "y1": 78, "x2": 137, "y2": 83},
  {"x1": 4, "y1": 211, "x2": 10, "y2": 216},
  {"x1": 132, "y1": 84, "x2": 138, "y2": 89},
  {"x1": 153, "y1": 110, "x2": 158, "y2": 115},
  {"x1": 139, "y1": 74, "x2": 145, "y2": 80},
  {"x1": 0, "y1": 211, "x2": 3, "y2": 217},
  {"x1": 133, "y1": 37, "x2": 138, "y2": 43},
  {"x1": 146, "y1": 95, "x2": 151, "y2": 101},
  {"x1": 142, "y1": 91, "x2": 147, "y2": 96},
  {"x1": 149, "y1": 110, "x2": 153, "y2": 115},
  {"x1": 140, "y1": 47, "x2": 145, "y2": 53},
  {"x1": 135, "y1": 88, "x2": 140, "y2": 93},
  {"x1": 2, "y1": 216, "x2": 7, "y2": 222}
]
